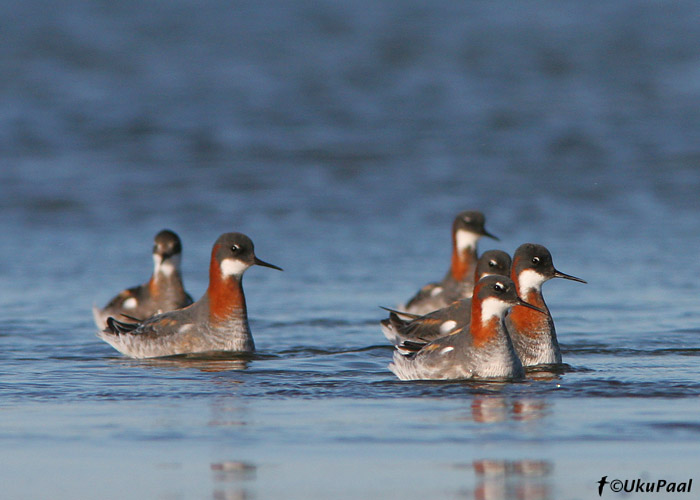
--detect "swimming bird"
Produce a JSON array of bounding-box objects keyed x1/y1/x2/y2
[
  {"x1": 389, "y1": 275, "x2": 544, "y2": 381},
  {"x1": 401, "y1": 211, "x2": 498, "y2": 315},
  {"x1": 381, "y1": 249, "x2": 512, "y2": 345},
  {"x1": 506, "y1": 243, "x2": 586, "y2": 367},
  {"x1": 99, "y1": 232, "x2": 281, "y2": 358},
  {"x1": 93, "y1": 229, "x2": 193, "y2": 330}
]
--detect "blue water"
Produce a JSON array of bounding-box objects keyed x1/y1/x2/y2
[{"x1": 2, "y1": 1, "x2": 700, "y2": 498}]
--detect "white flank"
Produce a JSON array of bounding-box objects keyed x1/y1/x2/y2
[
  {"x1": 517, "y1": 269, "x2": 544, "y2": 293},
  {"x1": 479, "y1": 297, "x2": 509, "y2": 325},
  {"x1": 455, "y1": 229, "x2": 480, "y2": 252},
  {"x1": 440, "y1": 320, "x2": 457, "y2": 335},
  {"x1": 123, "y1": 297, "x2": 138, "y2": 309},
  {"x1": 221, "y1": 258, "x2": 249, "y2": 277}
]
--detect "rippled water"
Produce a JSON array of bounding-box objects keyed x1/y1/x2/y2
[{"x1": 2, "y1": 1, "x2": 700, "y2": 498}]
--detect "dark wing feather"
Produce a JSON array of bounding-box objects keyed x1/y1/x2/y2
[
  {"x1": 105, "y1": 316, "x2": 140, "y2": 335},
  {"x1": 398, "y1": 316, "x2": 449, "y2": 343},
  {"x1": 387, "y1": 298, "x2": 471, "y2": 343},
  {"x1": 398, "y1": 340, "x2": 428, "y2": 352},
  {"x1": 379, "y1": 306, "x2": 421, "y2": 320},
  {"x1": 119, "y1": 313, "x2": 145, "y2": 322}
]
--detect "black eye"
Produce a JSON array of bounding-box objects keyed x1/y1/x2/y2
[
  {"x1": 532, "y1": 256, "x2": 541, "y2": 265},
  {"x1": 489, "y1": 260, "x2": 498, "y2": 267},
  {"x1": 494, "y1": 282, "x2": 505, "y2": 292},
  {"x1": 231, "y1": 244, "x2": 241, "y2": 253}
]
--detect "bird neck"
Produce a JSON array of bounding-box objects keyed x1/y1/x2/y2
[
  {"x1": 451, "y1": 236, "x2": 478, "y2": 282},
  {"x1": 470, "y1": 299, "x2": 505, "y2": 347},
  {"x1": 149, "y1": 256, "x2": 184, "y2": 297},
  {"x1": 507, "y1": 289, "x2": 552, "y2": 339},
  {"x1": 207, "y1": 250, "x2": 247, "y2": 324}
]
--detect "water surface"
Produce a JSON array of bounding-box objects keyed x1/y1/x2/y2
[{"x1": 2, "y1": 1, "x2": 700, "y2": 498}]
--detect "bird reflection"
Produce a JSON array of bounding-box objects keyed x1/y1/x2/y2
[
  {"x1": 511, "y1": 399, "x2": 549, "y2": 422},
  {"x1": 525, "y1": 363, "x2": 568, "y2": 382},
  {"x1": 471, "y1": 397, "x2": 549, "y2": 423},
  {"x1": 139, "y1": 352, "x2": 252, "y2": 372},
  {"x1": 473, "y1": 459, "x2": 552, "y2": 500},
  {"x1": 212, "y1": 491, "x2": 249, "y2": 500},
  {"x1": 211, "y1": 461, "x2": 256, "y2": 500},
  {"x1": 208, "y1": 398, "x2": 248, "y2": 428},
  {"x1": 471, "y1": 396, "x2": 509, "y2": 423}
]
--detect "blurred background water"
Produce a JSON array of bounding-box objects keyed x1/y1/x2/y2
[{"x1": 1, "y1": 1, "x2": 700, "y2": 498}]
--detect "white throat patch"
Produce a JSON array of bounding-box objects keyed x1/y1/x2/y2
[
  {"x1": 154, "y1": 254, "x2": 180, "y2": 278},
  {"x1": 479, "y1": 297, "x2": 510, "y2": 326},
  {"x1": 220, "y1": 258, "x2": 249, "y2": 277},
  {"x1": 455, "y1": 230, "x2": 480, "y2": 252},
  {"x1": 517, "y1": 269, "x2": 544, "y2": 293}
]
